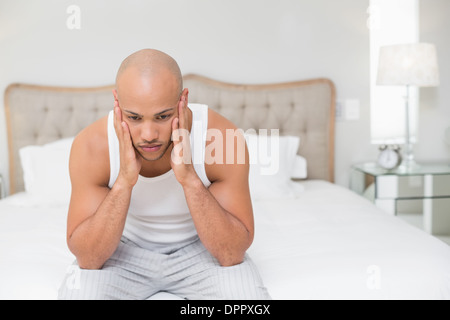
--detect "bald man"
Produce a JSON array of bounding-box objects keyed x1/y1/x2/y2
[{"x1": 58, "y1": 49, "x2": 270, "y2": 300}]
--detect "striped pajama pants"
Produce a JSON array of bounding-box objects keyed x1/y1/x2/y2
[{"x1": 58, "y1": 237, "x2": 271, "y2": 300}]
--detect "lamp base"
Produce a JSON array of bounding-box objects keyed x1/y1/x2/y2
[{"x1": 398, "y1": 158, "x2": 420, "y2": 173}]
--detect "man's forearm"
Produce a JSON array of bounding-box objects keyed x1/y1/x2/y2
[
  {"x1": 68, "y1": 181, "x2": 132, "y2": 269},
  {"x1": 182, "y1": 177, "x2": 252, "y2": 266}
]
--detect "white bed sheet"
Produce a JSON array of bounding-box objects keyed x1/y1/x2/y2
[
  {"x1": 248, "y1": 180, "x2": 450, "y2": 300},
  {"x1": 1, "y1": 180, "x2": 450, "y2": 300},
  {"x1": 0, "y1": 193, "x2": 73, "y2": 299}
]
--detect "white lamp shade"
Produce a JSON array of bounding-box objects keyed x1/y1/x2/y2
[{"x1": 377, "y1": 43, "x2": 439, "y2": 87}]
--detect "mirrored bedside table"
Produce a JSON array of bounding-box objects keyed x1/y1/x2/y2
[{"x1": 350, "y1": 162, "x2": 450, "y2": 236}]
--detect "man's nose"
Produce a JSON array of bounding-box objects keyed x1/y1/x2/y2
[{"x1": 140, "y1": 122, "x2": 159, "y2": 142}]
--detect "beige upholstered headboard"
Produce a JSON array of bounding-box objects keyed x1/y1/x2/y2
[
  {"x1": 5, "y1": 74, "x2": 335, "y2": 194},
  {"x1": 4, "y1": 84, "x2": 115, "y2": 194},
  {"x1": 183, "y1": 75, "x2": 335, "y2": 183}
]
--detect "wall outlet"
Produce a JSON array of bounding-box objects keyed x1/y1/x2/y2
[
  {"x1": 345, "y1": 99, "x2": 360, "y2": 120},
  {"x1": 336, "y1": 99, "x2": 360, "y2": 121}
]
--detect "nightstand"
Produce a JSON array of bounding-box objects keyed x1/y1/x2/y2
[{"x1": 350, "y1": 163, "x2": 450, "y2": 235}]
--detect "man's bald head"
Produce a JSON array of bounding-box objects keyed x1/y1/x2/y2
[{"x1": 116, "y1": 49, "x2": 183, "y2": 96}]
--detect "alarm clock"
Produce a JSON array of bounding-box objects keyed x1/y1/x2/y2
[{"x1": 377, "y1": 145, "x2": 402, "y2": 170}]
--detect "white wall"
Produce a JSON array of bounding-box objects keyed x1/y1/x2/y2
[
  {"x1": 417, "y1": 0, "x2": 450, "y2": 163},
  {"x1": 0, "y1": 0, "x2": 380, "y2": 194}
]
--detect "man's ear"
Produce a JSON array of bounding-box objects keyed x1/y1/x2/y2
[
  {"x1": 181, "y1": 88, "x2": 189, "y2": 103},
  {"x1": 112, "y1": 89, "x2": 119, "y2": 102}
]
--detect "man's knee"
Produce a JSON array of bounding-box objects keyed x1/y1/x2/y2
[
  {"x1": 58, "y1": 264, "x2": 113, "y2": 300},
  {"x1": 214, "y1": 258, "x2": 271, "y2": 300}
]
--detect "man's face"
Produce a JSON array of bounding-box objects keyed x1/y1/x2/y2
[{"x1": 116, "y1": 68, "x2": 181, "y2": 162}]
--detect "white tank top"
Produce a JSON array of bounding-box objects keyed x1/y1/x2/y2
[{"x1": 107, "y1": 104, "x2": 211, "y2": 250}]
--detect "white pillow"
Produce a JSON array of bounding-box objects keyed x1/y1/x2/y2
[
  {"x1": 244, "y1": 133, "x2": 305, "y2": 201},
  {"x1": 292, "y1": 155, "x2": 308, "y2": 179},
  {"x1": 19, "y1": 137, "x2": 74, "y2": 205}
]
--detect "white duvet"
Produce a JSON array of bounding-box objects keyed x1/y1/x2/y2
[{"x1": 1, "y1": 180, "x2": 450, "y2": 300}]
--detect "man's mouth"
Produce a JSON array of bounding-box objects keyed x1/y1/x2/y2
[{"x1": 140, "y1": 144, "x2": 162, "y2": 153}]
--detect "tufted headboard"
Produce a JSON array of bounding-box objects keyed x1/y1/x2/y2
[
  {"x1": 5, "y1": 74, "x2": 335, "y2": 194},
  {"x1": 183, "y1": 75, "x2": 335, "y2": 183},
  {"x1": 5, "y1": 84, "x2": 115, "y2": 194}
]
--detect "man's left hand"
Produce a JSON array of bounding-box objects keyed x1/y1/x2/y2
[{"x1": 171, "y1": 89, "x2": 197, "y2": 186}]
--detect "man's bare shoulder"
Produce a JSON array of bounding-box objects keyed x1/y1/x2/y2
[
  {"x1": 207, "y1": 108, "x2": 238, "y2": 131},
  {"x1": 205, "y1": 108, "x2": 249, "y2": 183},
  {"x1": 72, "y1": 115, "x2": 109, "y2": 156},
  {"x1": 70, "y1": 114, "x2": 110, "y2": 186}
]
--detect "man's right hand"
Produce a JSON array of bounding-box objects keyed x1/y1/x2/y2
[
  {"x1": 113, "y1": 91, "x2": 142, "y2": 188},
  {"x1": 66, "y1": 93, "x2": 139, "y2": 269}
]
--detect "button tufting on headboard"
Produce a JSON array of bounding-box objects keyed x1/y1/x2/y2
[
  {"x1": 5, "y1": 83, "x2": 115, "y2": 194},
  {"x1": 183, "y1": 74, "x2": 336, "y2": 183}
]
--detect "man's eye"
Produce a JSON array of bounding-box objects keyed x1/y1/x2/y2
[
  {"x1": 127, "y1": 116, "x2": 141, "y2": 121},
  {"x1": 157, "y1": 114, "x2": 171, "y2": 120}
]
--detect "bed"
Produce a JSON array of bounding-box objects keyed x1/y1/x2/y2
[{"x1": 1, "y1": 75, "x2": 450, "y2": 300}]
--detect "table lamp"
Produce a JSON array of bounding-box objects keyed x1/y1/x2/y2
[{"x1": 376, "y1": 43, "x2": 439, "y2": 170}]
